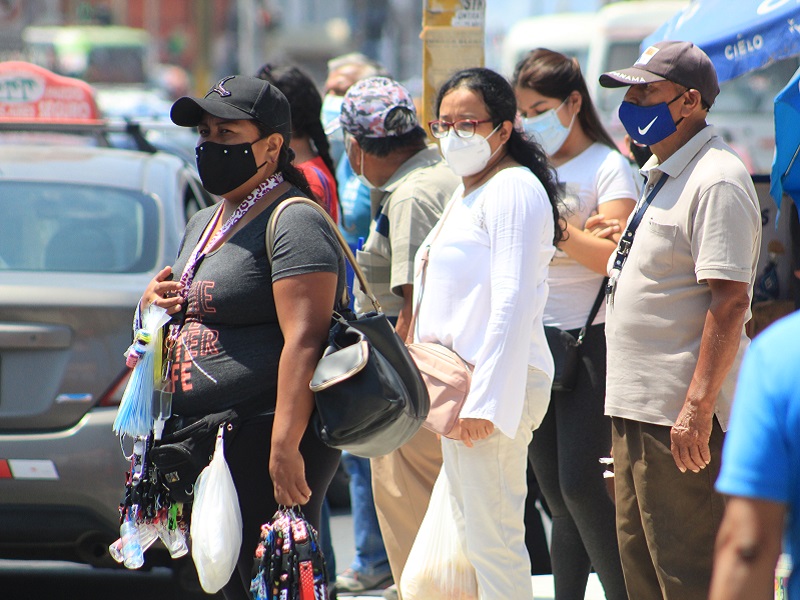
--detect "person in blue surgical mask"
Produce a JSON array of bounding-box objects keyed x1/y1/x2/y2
[
  {"x1": 598, "y1": 41, "x2": 761, "y2": 600},
  {"x1": 512, "y1": 48, "x2": 635, "y2": 600}
]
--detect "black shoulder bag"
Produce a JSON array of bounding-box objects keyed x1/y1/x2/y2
[
  {"x1": 544, "y1": 281, "x2": 607, "y2": 393},
  {"x1": 266, "y1": 197, "x2": 429, "y2": 458}
]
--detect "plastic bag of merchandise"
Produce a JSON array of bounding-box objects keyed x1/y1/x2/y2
[
  {"x1": 189, "y1": 425, "x2": 242, "y2": 594},
  {"x1": 400, "y1": 469, "x2": 478, "y2": 600}
]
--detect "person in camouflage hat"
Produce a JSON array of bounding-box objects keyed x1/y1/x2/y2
[{"x1": 329, "y1": 76, "x2": 460, "y2": 597}]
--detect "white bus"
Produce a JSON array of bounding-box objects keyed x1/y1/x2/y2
[{"x1": 499, "y1": 12, "x2": 597, "y2": 79}]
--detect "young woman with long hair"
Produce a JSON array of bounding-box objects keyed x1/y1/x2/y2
[{"x1": 513, "y1": 48, "x2": 637, "y2": 600}]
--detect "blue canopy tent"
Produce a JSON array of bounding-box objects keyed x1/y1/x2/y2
[
  {"x1": 642, "y1": 0, "x2": 800, "y2": 84},
  {"x1": 770, "y1": 68, "x2": 800, "y2": 211}
]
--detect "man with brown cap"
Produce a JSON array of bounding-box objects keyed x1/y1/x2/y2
[{"x1": 598, "y1": 41, "x2": 761, "y2": 599}]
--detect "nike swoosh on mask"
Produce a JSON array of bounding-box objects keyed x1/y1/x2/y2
[{"x1": 638, "y1": 117, "x2": 658, "y2": 135}]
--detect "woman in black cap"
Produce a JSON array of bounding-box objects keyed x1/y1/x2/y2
[{"x1": 140, "y1": 75, "x2": 346, "y2": 599}]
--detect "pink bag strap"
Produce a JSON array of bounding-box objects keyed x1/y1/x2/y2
[{"x1": 408, "y1": 198, "x2": 458, "y2": 343}]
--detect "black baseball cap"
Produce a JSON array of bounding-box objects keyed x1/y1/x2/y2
[
  {"x1": 170, "y1": 75, "x2": 292, "y2": 139},
  {"x1": 599, "y1": 41, "x2": 720, "y2": 107}
]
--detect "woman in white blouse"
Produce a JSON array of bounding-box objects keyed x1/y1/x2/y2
[{"x1": 414, "y1": 67, "x2": 564, "y2": 598}]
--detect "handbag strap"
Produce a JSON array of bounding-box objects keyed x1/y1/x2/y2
[
  {"x1": 407, "y1": 198, "x2": 458, "y2": 342},
  {"x1": 265, "y1": 196, "x2": 382, "y2": 314},
  {"x1": 577, "y1": 279, "x2": 608, "y2": 345}
]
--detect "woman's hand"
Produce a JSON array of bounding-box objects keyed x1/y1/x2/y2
[
  {"x1": 269, "y1": 444, "x2": 313, "y2": 506},
  {"x1": 584, "y1": 213, "x2": 621, "y2": 239},
  {"x1": 459, "y1": 418, "x2": 495, "y2": 447},
  {"x1": 141, "y1": 266, "x2": 184, "y2": 315}
]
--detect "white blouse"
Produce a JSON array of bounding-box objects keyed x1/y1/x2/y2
[{"x1": 413, "y1": 167, "x2": 555, "y2": 437}]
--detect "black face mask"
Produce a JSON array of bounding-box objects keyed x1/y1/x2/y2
[
  {"x1": 195, "y1": 140, "x2": 267, "y2": 196},
  {"x1": 629, "y1": 141, "x2": 653, "y2": 169}
]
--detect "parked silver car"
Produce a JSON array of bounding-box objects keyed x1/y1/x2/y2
[{"x1": 0, "y1": 143, "x2": 214, "y2": 568}]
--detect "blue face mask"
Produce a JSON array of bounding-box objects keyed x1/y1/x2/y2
[{"x1": 618, "y1": 91, "x2": 685, "y2": 146}]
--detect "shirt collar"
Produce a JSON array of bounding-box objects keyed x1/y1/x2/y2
[
  {"x1": 641, "y1": 124, "x2": 718, "y2": 181},
  {"x1": 381, "y1": 144, "x2": 442, "y2": 194}
]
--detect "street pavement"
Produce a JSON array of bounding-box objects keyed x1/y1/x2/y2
[
  {"x1": 0, "y1": 510, "x2": 606, "y2": 599},
  {"x1": 329, "y1": 510, "x2": 608, "y2": 600}
]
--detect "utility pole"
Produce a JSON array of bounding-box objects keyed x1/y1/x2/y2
[
  {"x1": 421, "y1": 0, "x2": 485, "y2": 129},
  {"x1": 237, "y1": 0, "x2": 259, "y2": 76},
  {"x1": 194, "y1": 0, "x2": 213, "y2": 94}
]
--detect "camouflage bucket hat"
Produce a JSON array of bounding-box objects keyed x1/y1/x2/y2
[{"x1": 329, "y1": 76, "x2": 418, "y2": 138}]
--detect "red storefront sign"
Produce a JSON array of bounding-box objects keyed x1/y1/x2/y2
[{"x1": 0, "y1": 61, "x2": 101, "y2": 123}]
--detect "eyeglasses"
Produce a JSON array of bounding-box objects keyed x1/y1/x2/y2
[{"x1": 428, "y1": 119, "x2": 493, "y2": 139}]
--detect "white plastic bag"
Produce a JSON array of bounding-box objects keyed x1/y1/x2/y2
[
  {"x1": 190, "y1": 425, "x2": 242, "y2": 594},
  {"x1": 400, "y1": 469, "x2": 478, "y2": 600}
]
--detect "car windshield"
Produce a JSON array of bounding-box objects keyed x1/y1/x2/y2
[{"x1": 0, "y1": 182, "x2": 158, "y2": 273}]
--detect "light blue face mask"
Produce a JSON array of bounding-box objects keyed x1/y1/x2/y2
[
  {"x1": 322, "y1": 94, "x2": 346, "y2": 163},
  {"x1": 321, "y1": 94, "x2": 344, "y2": 131},
  {"x1": 521, "y1": 98, "x2": 574, "y2": 156}
]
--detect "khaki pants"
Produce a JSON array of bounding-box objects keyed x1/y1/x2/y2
[
  {"x1": 612, "y1": 417, "x2": 726, "y2": 600},
  {"x1": 371, "y1": 426, "x2": 443, "y2": 591}
]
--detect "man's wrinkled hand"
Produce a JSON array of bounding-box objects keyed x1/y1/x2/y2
[{"x1": 670, "y1": 402, "x2": 713, "y2": 473}]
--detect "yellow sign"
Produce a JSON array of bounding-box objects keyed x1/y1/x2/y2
[{"x1": 421, "y1": 0, "x2": 485, "y2": 131}]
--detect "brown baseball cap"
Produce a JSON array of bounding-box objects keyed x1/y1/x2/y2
[{"x1": 599, "y1": 41, "x2": 720, "y2": 107}]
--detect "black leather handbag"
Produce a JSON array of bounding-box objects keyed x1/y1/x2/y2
[
  {"x1": 267, "y1": 198, "x2": 430, "y2": 458},
  {"x1": 544, "y1": 279, "x2": 607, "y2": 393}
]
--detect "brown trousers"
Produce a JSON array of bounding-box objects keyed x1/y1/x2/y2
[
  {"x1": 612, "y1": 416, "x2": 726, "y2": 600},
  {"x1": 370, "y1": 426, "x2": 443, "y2": 592}
]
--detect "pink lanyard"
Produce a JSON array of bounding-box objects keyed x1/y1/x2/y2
[{"x1": 168, "y1": 172, "x2": 284, "y2": 342}]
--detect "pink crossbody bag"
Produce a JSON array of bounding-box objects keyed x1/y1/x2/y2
[{"x1": 406, "y1": 202, "x2": 473, "y2": 440}]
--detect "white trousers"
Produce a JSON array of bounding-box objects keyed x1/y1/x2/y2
[{"x1": 441, "y1": 367, "x2": 551, "y2": 600}]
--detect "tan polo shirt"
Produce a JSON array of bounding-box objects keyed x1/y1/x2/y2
[
  {"x1": 605, "y1": 125, "x2": 761, "y2": 429},
  {"x1": 354, "y1": 144, "x2": 460, "y2": 316}
]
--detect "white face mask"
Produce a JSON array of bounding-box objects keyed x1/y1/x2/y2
[
  {"x1": 521, "y1": 98, "x2": 575, "y2": 156},
  {"x1": 439, "y1": 124, "x2": 501, "y2": 177},
  {"x1": 346, "y1": 134, "x2": 376, "y2": 190},
  {"x1": 354, "y1": 159, "x2": 375, "y2": 190}
]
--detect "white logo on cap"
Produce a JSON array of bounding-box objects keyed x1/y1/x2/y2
[
  {"x1": 635, "y1": 46, "x2": 660, "y2": 66},
  {"x1": 211, "y1": 76, "x2": 234, "y2": 97},
  {"x1": 609, "y1": 72, "x2": 647, "y2": 84}
]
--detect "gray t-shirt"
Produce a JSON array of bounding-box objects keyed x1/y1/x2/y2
[{"x1": 169, "y1": 188, "x2": 346, "y2": 416}]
